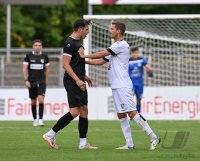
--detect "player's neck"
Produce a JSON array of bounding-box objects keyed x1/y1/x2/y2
[
  {"x1": 70, "y1": 32, "x2": 81, "y2": 40},
  {"x1": 114, "y1": 35, "x2": 124, "y2": 42},
  {"x1": 33, "y1": 51, "x2": 41, "y2": 55}
]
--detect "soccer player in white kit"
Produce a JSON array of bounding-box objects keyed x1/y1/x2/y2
[{"x1": 79, "y1": 22, "x2": 160, "y2": 150}]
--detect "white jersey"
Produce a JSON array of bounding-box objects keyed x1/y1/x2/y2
[{"x1": 104, "y1": 40, "x2": 132, "y2": 89}]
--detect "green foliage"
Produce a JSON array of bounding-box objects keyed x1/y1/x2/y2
[
  {"x1": 11, "y1": 6, "x2": 35, "y2": 47},
  {"x1": 0, "y1": 2, "x2": 200, "y2": 48},
  {"x1": 93, "y1": 5, "x2": 200, "y2": 14},
  {"x1": 0, "y1": 5, "x2": 7, "y2": 47}
]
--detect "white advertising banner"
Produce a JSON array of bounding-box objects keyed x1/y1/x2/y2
[
  {"x1": 89, "y1": 0, "x2": 200, "y2": 5},
  {"x1": 0, "y1": 87, "x2": 200, "y2": 120},
  {"x1": 141, "y1": 87, "x2": 200, "y2": 120},
  {"x1": 0, "y1": 88, "x2": 69, "y2": 120}
]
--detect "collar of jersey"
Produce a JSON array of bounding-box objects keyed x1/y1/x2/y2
[
  {"x1": 69, "y1": 36, "x2": 79, "y2": 40},
  {"x1": 32, "y1": 51, "x2": 42, "y2": 55}
]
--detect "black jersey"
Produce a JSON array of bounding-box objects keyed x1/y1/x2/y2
[
  {"x1": 24, "y1": 52, "x2": 49, "y2": 83},
  {"x1": 63, "y1": 37, "x2": 85, "y2": 80}
]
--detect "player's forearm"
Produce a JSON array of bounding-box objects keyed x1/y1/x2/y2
[
  {"x1": 86, "y1": 59, "x2": 105, "y2": 65},
  {"x1": 63, "y1": 63, "x2": 80, "y2": 81},
  {"x1": 23, "y1": 72, "x2": 27, "y2": 81},
  {"x1": 45, "y1": 68, "x2": 49, "y2": 84},
  {"x1": 83, "y1": 52, "x2": 104, "y2": 59},
  {"x1": 83, "y1": 50, "x2": 110, "y2": 59},
  {"x1": 145, "y1": 64, "x2": 152, "y2": 72},
  {"x1": 22, "y1": 65, "x2": 28, "y2": 81}
]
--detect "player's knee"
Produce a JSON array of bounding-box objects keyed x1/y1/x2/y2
[
  {"x1": 69, "y1": 108, "x2": 80, "y2": 118},
  {"x1": 70, "y1": 112, "x2": 79, "y2": 118},
  {"x1": 80, "y1": 106, "x2": 88, "y2": 117},
  {"x1": 31, "y1": 99, "x2": 37, "y2": 105},
  {"x1": 128, "y1": 110, "x2": 138, "y2": 119},
  {"x1": 117, "y1": 113, "x2": 127, "y2": 119},
  {"x1": 137, "y1": 99, "x2": 141, "y2": 105},
  {"x1": 38, "y1": 96, "x2": 45, "y2": 103}
]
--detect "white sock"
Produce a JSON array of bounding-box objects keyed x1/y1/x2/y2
[
  {"x1": 149, "y1": 132, "x2": 157, "y2": 142},
  {"x1": 133, "y1": 113, "x2": 156, "y2": 141},
  {"x1": 119, "y1": 117, "x2": 134, "y2": 147},
  {"x1": 47, "y1": 129, "x2": 56, "y2": 138},
  {"x1": 79, "y1": 138, "x2": 87, "y2": 147}
]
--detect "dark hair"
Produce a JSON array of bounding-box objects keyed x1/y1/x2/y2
[
  {"x1": 112, "y1": 22, "x2": 126, "y2": 35},
  {"x1": 131, "y1": 47, "x2": 139, "y2": 53},
  {"x1": 33, "y1": 39, "x2": 42, "y2": 45},
  {"x1": 73, "y1": 19, "x2": 90, "y2": 31}
]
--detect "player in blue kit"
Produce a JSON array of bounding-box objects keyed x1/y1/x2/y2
[{"x1": 128, "y1": 47, "x2": 153, "y2": 113}]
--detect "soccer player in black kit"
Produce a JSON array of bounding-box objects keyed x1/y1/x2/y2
[
  {"x1": 43, "y1": 19, "x2": 97, "y2": 149},
  {"x1": 23, "y1": 39, "x2": 49, "y2": 127}
]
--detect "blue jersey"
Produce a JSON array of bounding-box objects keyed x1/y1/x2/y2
[{"x1": 128, "y1": 56, "x2": 147, "y2": 86}]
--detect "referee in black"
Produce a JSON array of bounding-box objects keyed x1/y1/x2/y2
[
  {"x1": 23, "y1": 39, "x2": 49, "y2": 127},
  {"x1": 43, "y1": 19, "x2": 97, "y2": 149}
]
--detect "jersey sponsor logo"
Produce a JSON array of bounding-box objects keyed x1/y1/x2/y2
[
  {"x1": 30, "y1": 59, "x2": 36, "y2": 62},
  {"x1": 131, "y1": 67, "x2": 141, "y2": 77},
  {"x1": 129, "y1": 59, "x2": 143, "y2": 64},
  {"x1": 30, "y1": 64, "x2": 44, "y2": 70}
]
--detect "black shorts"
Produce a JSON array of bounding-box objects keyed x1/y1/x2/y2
[
  {"x1": 63, "y1": 77, "x2": 88, "y2": 108},
  {"x1": 29, "y1": 82, "x2": 46, "y2": 99}
]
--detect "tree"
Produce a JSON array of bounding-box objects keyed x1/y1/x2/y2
[{"x1": 0, "y1": 1, "x2": 200, "y2": 48}]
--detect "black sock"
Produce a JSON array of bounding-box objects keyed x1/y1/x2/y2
[
  {"x1": 79, "y1": 117, "x2": 88, "y2": 138},
  {"x1": 31, "y1": 104, "x2": 37, "y2": 120},
  {"x1": 52, "y1": 112, "x2": 74, "y2": 133},
  {"x1": 39, "y1": 103, "x2": 44, "y2": 119}
]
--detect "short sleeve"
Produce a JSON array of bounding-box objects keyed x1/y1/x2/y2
[
  {"x1": 63, "y1": 41, "x2": 74, "y2": 57},
  {"x1": 103, "y1": 55, "x2": 110, "y2": 62},
  {"x1": 23, "y1": 54, "x2": 29, "y2": 65},
  {"x1": 45, "y1": 54, "x2": 50, "y2": 66},
  {"x1": 107, "y1": 42, "x2": 123, "y2": 56}
]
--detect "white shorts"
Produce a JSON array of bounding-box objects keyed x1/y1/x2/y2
[{"x1": 112, "y1": 87, "x2": 136, "y2": 113}]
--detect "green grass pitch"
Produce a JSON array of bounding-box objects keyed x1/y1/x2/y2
[{"x1": 0, "y1": 120, "x2": 199, "y2": 161}]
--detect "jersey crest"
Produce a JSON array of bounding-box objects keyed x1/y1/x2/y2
[{"x1": 41, "y1": 59, "x2": 44, "y2": 63}]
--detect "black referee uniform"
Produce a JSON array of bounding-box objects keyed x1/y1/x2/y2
[
  {"x1": 24, "y1": 51, "x2": 49, "y2": 98},
  {"x1": 63, "y1": 36, "x2": 88, "y2": 108}
]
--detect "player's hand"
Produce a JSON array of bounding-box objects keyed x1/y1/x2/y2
[
  {"x1": 76, "y1": 79, "x2": 86, "y2": 91},
  {"x1": 78, "y1": 47, "x2": 85, "y2": 58},
  {"x1": 25, "y1": 80, "x2": 31, "y2": 88},
  {"x1": 85, "y1": 75, "x2": 93, "y2": 86},
  {"x1": 147, "y1": 70, "x2": 153, "y2": 77}
]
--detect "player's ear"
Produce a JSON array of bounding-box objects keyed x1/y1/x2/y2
[
  {"x1": 79, "y1": 27, "x2": 84, "y2": 32},
  {"x1": 77, "y1": 27, "x2": 82, "y2": 33}
]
